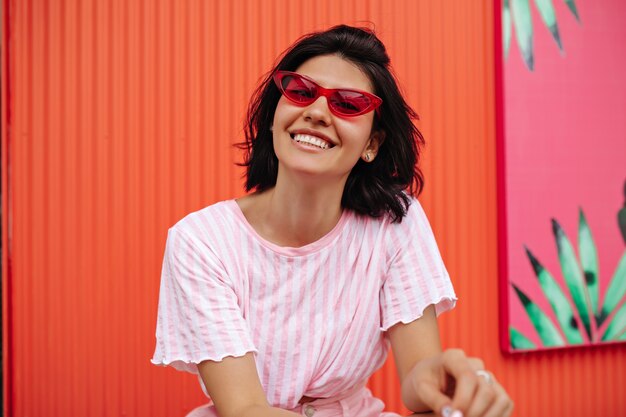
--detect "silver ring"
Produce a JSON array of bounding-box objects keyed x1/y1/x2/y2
[{"x1": 476, "y1": 370, "x2": 494, "y2": 385}]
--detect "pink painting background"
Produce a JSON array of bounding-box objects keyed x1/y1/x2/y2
[{"x1": 503, "y1": 0, "x2": 626, "y2": 349}]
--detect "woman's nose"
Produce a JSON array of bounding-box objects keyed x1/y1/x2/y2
[{"x1": 302, "y1": 96, "x2": 332, "y2": 126}]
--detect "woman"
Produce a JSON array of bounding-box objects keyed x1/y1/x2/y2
[{"x1": 151, "y1": 25, "x2": 513, "y2": 417}]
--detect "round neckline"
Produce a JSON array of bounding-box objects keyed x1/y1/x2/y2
[{"x1": 227, "y1": 199, "x2": 351, "y2": 257}]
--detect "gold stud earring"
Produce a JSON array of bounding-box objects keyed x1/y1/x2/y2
[{"x1": 365, "y1": 153, "x2": 371, "y2": 162}]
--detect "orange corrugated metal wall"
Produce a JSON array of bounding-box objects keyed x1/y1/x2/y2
[{"x1": 2, "y1": 0, "x2": 625, "y2": 416}]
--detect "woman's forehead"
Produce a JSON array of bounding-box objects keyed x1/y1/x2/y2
[{"x1": 294, "y1": 55, "x2": 374, "y2": 93}]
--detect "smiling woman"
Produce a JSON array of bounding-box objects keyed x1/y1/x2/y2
[{"x1": 151, "y1": 25, "x2": 513, "y2": 417}]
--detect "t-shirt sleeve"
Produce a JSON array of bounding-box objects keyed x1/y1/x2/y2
[
  {"x1": 151, "y1": 225, "x2": 257, "y2": 374},
  {"x1": 380, "y1": 198, "x2": 457, "y2": 331}
]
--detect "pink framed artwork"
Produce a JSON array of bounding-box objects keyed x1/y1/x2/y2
[{"x1": 497, "y1": 0, "x2": 626, "y2": 352}]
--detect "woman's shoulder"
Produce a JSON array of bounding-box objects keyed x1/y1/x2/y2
[
  {"x1": 400, "y1": 195, "x2": 427, "y2": 224},
  {"x1": 360, "y1": 194, "x2": 425, "y2": 230},
  {"x1": 169, "y1": 199, "x2": 239, "y2": 241},
  {"x1": 388, "y1": 195, "x2": 434, "y2": 239},
  {"x1": 360, "y1": 195, "x2": 433, "y2": 256}
]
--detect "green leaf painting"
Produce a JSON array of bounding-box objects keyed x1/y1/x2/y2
[
  {"x1": 524, "y1": 246, "x2": 583, "y2": 343},
  {"x1": 503, "y1": 0, "x2": 512, "y2": 59},
  {"x1": 510, "y1": 0, "x2": 534, "y2": 69},
  {"x1": 599, "y1": 253, "x2": 626, "y2": 326},
  {"x1": 503, "y1": 0, "x2": 581, "y2": 70},
  {"x1": 510, "y1": 327, "x2": 536, "y2": 349},
  {"x1": 601, "y1": 303, "x2": 626, "y2": 341},
  {"x1": 578, "y1": 209, "x2": 599, "y2": 317},
  {"x1": 618, "y1": 181, "x2": 626, "y2": 244},
  {"x1": 511, "y1": 181, "x2": 626, "y2": 350},
  {"x1": 513, "y1": 284, "x2": 565, "y2": 347},
  {"x1": 552, "y1": 218, "x2": 592, "y2": 339},
  {"x1": 565, "y1": 0, "x2": 581, "y2": 21}
]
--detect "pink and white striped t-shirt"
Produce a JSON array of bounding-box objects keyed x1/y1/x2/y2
[{"x1": 151, "y1": 196, "x2": 456, "y2": 413}]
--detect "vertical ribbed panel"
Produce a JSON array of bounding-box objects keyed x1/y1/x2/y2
[
  {"x1": 1, "y1": 0, "x2": 10, "y2": 413},
  {"x1": 3, "y1": 0, "x2": 626, "y2": 416}
]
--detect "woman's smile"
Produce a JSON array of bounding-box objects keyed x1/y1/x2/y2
[
  {"x1": 291, "y1": 133, "x2": 332, "y2": 150},
  {"x1": 289, "y1": 128, "x2": 336, "y2": 151}
]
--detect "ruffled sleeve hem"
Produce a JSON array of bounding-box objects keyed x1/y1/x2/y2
[
  {"x1": 150, "y1": 347, "x2": 258, "y2": 374},
  {"x1": 380, "y1": 295, "x2": 457, "y2": 332}
]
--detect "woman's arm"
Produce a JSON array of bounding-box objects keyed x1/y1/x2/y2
[
  {"x1": 387, "y1": 305, "x2": 443, "y2": 413},
  {"x1": 198, "y1": 353, "x2": 301, "y2": 417},
  {"x1": 388, "y1": 306, "x2": 513, "y2": 416}
]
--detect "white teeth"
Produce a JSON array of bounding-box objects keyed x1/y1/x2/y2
[{"x1": 292, "y1": 134, "x2": 330, "y2": 150}]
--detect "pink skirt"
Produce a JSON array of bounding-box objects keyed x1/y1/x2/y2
[{"x1": 185, "y1": 385, "x2": 402, "y2": 417}]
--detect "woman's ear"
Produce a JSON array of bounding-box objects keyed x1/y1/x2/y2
[{"x1": 361, "y1": 130, "x2": 386, "y2": 163}]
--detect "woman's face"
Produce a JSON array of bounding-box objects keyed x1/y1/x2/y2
[{"x1": 272, "y1": 54, "x2": 382, "y2": 184}]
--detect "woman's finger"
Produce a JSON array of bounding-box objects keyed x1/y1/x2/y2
[
  {"x1": 413, "y1": 379, "x2": 455, "y2": 417},
  {"x1": 449, "y1": 369, "x2": 480, "y2": 413},
  {"x1": 439, "y1": 350, "x2": 479, "y2": 412},
  {"x1": 483, "y1": 381, "x2": 514, "y2": 417},
  {"x1": 464, "y1": 376, "x2": 497, "y2": 417},
  {"x1": 467, "y1": 357, "x2": 484, "y2": 371}
]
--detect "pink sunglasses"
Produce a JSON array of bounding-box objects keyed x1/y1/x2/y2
[{"x1": 273, "y1": 70, "x2": 383, "y2": 118}]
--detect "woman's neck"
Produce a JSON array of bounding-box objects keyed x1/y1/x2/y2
[{"x1": 237, "y1": 173, "x2": 346, "y2": 248}]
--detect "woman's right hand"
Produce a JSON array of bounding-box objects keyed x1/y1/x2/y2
[{"x1": 408, "y1": 349, "x2": 513, "y2": 417}]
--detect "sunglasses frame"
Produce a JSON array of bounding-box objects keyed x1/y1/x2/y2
[{"x1": 273, "y1": 70, "x2": 383, "y2": 118}]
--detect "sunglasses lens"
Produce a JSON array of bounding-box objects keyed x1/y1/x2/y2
[
  {"x1": 280, "y1": 75, "x2": 317, "y2": 104},
  {"x1": 330, "y1": 91, "x2": 372, "y2": 115}
]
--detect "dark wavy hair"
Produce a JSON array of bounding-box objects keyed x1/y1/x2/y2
[{"x1": 237, "y1": 25, "x2": 424, "y2": 222}]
